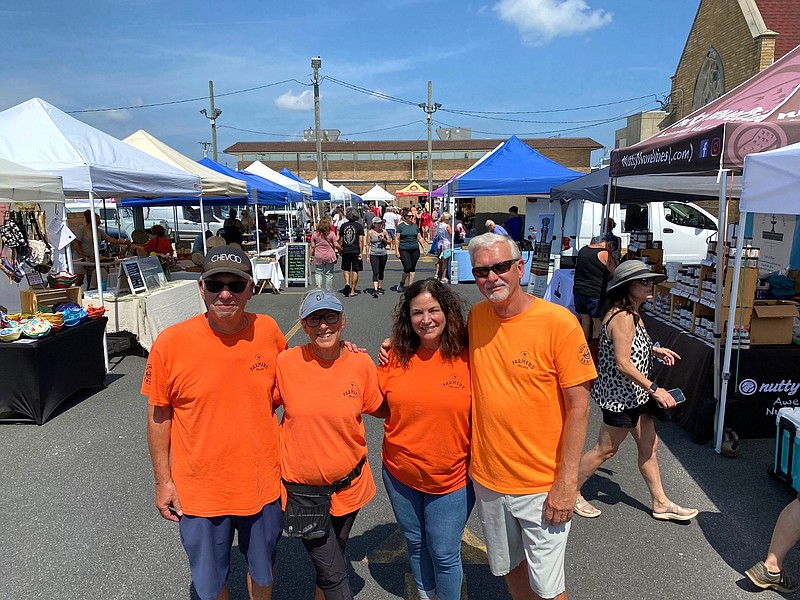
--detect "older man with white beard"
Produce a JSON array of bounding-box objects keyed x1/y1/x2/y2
[{"x1": 466, "y1": 233, "x2": 596, "y2": 600}]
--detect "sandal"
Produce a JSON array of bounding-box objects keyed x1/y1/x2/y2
[
  {"x1": 574, "y1": 495, "x2": 602, "y2": 518},
  {"x1": 652, "y1": 502, "x2": 698, "y2": 521}
]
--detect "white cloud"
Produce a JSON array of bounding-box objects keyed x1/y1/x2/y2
[
  {"x1": 274, "y1": 90, "x2": 313, "y2": 111},
  {"x1": 493, "y1": 0, "x2": 612, "y2": 46}
]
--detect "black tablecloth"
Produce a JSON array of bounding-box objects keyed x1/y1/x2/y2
[
  {"x1": 0, "y1": 318, "x2": 107, "y2": 424},
  {"x1": 642, "y1": 313, "x2": 800, "y2": 439}
]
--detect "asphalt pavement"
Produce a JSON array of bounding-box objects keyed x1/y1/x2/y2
[{"x1": 1, "y1": 255, "x2": 797, "y2": 600}]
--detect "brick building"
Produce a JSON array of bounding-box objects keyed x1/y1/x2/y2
[
  {"x1": 223, "y1": 138, "x2": 601, "y2": 198},
  {"x1": 664, "y1": 0, "x2": 800, "y2": 124}
]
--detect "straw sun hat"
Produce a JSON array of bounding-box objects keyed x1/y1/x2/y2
[{"x1": 606, "y1": 259, "x2": 667, "y2": 292}]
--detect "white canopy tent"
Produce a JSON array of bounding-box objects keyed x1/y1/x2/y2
[
  {"x1": 719, "y1": 141, "x2": 800, "y2": 452},
  {"x1": 310, "y1": 177, "x2": 348, "y2": 202},
  {"x1": 0, "y1": 157, "x2": 65, "y2": 203},
  {"x1": 361, "y1": 184, "x2": 395, "y2": 205},
  {"x1": 0, "y1": 98, "x2": 201, "y2": 371},
  {"x1": 245, "y1": 161, "x2": 311, "y2": 196}
]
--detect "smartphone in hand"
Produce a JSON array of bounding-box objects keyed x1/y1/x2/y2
[{"x1": 667, "y1": 388, "x2": 686, "y2": 404}]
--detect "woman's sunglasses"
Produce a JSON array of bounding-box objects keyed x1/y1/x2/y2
[
  {"x1": 203, "y1": 279, "x2": 248, "y2": 294},
  {"x1": 471, "y1": 259, "x2": 518, "y2": 279},
  {"x1": 303, "y1": 312, "x2": 341, "y2": 327},
  {"x1": 636, "y1": 278, "x2": 655, "y2": 286}
]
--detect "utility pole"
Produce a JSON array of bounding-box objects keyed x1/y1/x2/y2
[
  {"x1": 198, "y1": 141, "x2": 212, "y2": 158},
  {"x1": 419, "y1": 81, "x2": 441, "y2": 206},
  {"x1": 312, "y1": 57, "x2": 323, "y2": 187},
  {"x1": 200, "y1": 80, "x2": 222, "y2": 161}
]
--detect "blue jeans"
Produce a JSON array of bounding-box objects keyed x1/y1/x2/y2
[{"x1": 382, "y1": 466, "x2": 475, "y2": 600}]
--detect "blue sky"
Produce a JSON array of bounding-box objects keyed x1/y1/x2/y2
[{"x1": 1, "y1": 0, "x2": 701, "y2": 166}]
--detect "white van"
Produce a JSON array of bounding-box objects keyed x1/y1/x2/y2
[
  {"x1": 139, "y1": 206, "x2": 224, "y2": 241},
  {"x1": 559, "y1": 200, "x2": 718, "y2": 266}
]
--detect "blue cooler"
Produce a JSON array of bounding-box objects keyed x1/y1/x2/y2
[{"x1": 774, "y1": 407, "x2": 800, "y2": 493}]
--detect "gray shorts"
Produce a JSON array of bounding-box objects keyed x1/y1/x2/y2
[{"x1": 473, "y1": 480, "x2": 570, "y2": 599}]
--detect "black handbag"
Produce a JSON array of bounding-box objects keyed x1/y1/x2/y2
[{"x1": 0, "y1": 213, "x2": 27, "y2": 249}]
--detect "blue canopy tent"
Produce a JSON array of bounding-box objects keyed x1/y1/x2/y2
[
  {"x1": 279, "y1": 168, "x2": 331, "y2": 201},
  {"x1": 199, "y1": 158, "x2": 300, "y2": 206},
  {"x1": 452, "y1": 135, "x2": 583, "y2": 197}
]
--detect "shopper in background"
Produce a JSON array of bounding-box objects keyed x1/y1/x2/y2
[
  {"x1": 484, "y1": 220, "x2": 508, "y2": 236},
  {"x1": 573, "y1": 237, "x2": 616, "y2": 342},
  {"x1": 240, "y1": 209, "x2": 255, "y2": 234},
  {"x1": 574, "y1": 260, "x2": 697, "y2": 523},
  {"x1": 223, "y1": 208, "x2": 244, "y2": 246},
  {"x1": 337, "y1": 208, "x2": 365, "y2": 297},
  {"x1": 379, "y1": 278, "x2": 473, "y2": 600},
  {"x1": 503, "y1": 206, "x2": 524, "y2": 243},
  {"x1": 384, "y1": 206, "x2": 400, "y2": 241},
  {"x1": 144, "y1": 245, "x2": 287, "y2": 600},
  {"x1": 745, "y1": 497, "x2": 800, "y2": 593},
  {"x1": 275, "y1": 291, "x2": 383, "y2": 600},
  {"x1": 310, "y1": 217, "x2": 340, "y2": 292},
  {"x1": 391, "y1": 208, "x2": 427, "y2": 293},
  {"x1": 364, "y1": 217, "x2": 391, "y2": 297},
  {"x1": 71, "y1": 210, "x2": 131, "y2": 286},
  {"x1": 143, "y1": 224, "x2": 173, "y2": 255},
  {"x1": 433, "y1": 212, "x2": 453, "y2": 284}
]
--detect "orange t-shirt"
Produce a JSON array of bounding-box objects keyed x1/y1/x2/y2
[
  {"x1": 378, "y1": 348, "x2": 471, "y2": 494},
  {"x1": 468, "y1": 297, "x2": 596, "y2": 494},
  {"x1": 143, "y1": 313, "x2": 287, "y2": 517},
  {"x1": 275, "y1": 345, "x2": 383, "y2": 516}
]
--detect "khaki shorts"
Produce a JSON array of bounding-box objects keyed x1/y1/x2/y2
[{"x1": 473, "y1": 480, "x2": 570, "y2": 599}]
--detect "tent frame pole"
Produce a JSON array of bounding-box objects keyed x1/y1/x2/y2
[
  {"x1": 88, "y1": 191, "x2": 109, "y2": 373},
  {"x1": 712, "y1": 169, "x2": 730, "y2": 445}
]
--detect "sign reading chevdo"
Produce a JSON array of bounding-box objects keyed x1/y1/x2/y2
[{"x1": 285, "y1": 242, "x2": 309, "y2": 287}]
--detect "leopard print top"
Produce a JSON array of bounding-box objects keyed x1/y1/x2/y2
[{"x1": 590, "y1": 310, "x2": 653, "y2": 412}]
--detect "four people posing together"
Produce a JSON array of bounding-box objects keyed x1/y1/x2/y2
[{"x1": 145, "y1": 236, "x2": 695, "y2": 600}]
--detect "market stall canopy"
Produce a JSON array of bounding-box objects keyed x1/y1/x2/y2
[
  {"x1": 740, "y1": 140, "x2": 800, "y2": 214},
  {"x1": 309, "y1": 177, "x2": 348, "y2": 201},
  {"x1": 198, "y1": 158, "x2": 298, "y2": 206},
  {"x1": 279, "y1": 168, "x2": 331, "y2": 201},
  {"x1": 611, "y1": 43, "x2": 800, "y2": 177},
  {"x1": 244, "y1": 161, "x2": 312, "y2": 196},
  {"x1": 550, "y1": 166, "x2": 742, "y2": 204},
  {"x1": 395, "y1": 181, "x2": 429, "y2": 197},
  {"x1": 431, "y1": 173, "x2": 460, "y2": 198},
  {"x1": 0, "y1": 157, "x2": 65, "y2": 203},
  {"x1": 338, "y1": 185, "x2": 363, "y2": 203},
  {"x1": 361, "y1": 184, "x2": 395, "y2": 204},
  {"x1": 123, "y1": 130, "x2": 248, "y2": 198},
  {"x1": 0, "y1": 98, "x2": 201, "y2": 197},
  {"x1": 452, "y1": 136, "x2": 583, "y2": 197}
]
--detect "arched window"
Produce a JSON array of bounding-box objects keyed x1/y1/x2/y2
[{"x1": 693, "y1": 48, "x2": 725, "y2": 110}]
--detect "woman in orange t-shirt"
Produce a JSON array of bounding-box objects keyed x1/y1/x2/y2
[
  {"x1": 378, "y1": 279, "x2": 473, "y2": 600},
  {"x1": 275, "y1": 290, "x2": 383, "y2": 600}
]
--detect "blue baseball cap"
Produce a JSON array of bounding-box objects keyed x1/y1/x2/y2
[{"x1": 299, "y1": 291, "x2": 343, "y2": 319}]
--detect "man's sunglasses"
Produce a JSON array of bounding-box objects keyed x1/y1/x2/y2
[
  {"x1": 471, "y1": 259, "x2": 519, "y2": 279},
  {"x1": 203, "y1": 279, "x2": 248, "y2": 293},
  {"x1": 303, "y1": 312, "x2": 341, "y2": 327}
]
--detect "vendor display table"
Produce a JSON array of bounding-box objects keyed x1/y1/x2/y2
[
  {"x1": 251, "y1": 247, "x2": 286, "y2": 293},
  {"x1": 642, "y1": 313, "x2": 800, "y2": 439},
  {"x1": 544, "y1": 269, "x2": 576, "y2": 314},
  {"x1": 452, "y1": 249, "x2": 533, "y2": 285},
  {"x1": 0, "y1": 318, "x2": 107, "y2": 425},
  {"x1": 87, "y1": 280, "x2": 205, "y2": 351}
]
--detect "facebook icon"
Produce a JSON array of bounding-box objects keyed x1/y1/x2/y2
[{"x1": 699, "y1": 139, "x2": 710, "y2": 159}]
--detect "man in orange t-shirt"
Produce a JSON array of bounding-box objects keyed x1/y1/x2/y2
[
  {"x1": 144, "y1": 245, "x2": 287, "y2": 600},
  {"x1": 467, "y1": 233, "x2": 596, "y2": 600}
]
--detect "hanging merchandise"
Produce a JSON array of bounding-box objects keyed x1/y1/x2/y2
[
  {"x1": 22, "y1": 211, "x2": 53, "y2": 273},
  {"x1": 0, "y1": 213, "x2": 27, "y2": 250}
]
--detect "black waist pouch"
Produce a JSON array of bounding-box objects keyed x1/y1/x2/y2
[{"x1": 282, "y1": 456, "x2": 366, "y2": 540}]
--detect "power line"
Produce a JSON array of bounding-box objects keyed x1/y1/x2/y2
[
  {"x1": 322, "y1": 76, "x2": 420, "y2": 106},
  {"x1": 66, "y1": 79, "x2": 307, "y2": 114},
  {"x1": 441, "y1": 94, "x2": 661, "y2": 116},
  {"x1": 220, "y1": 120, "x2": 426, "y2": 138}
]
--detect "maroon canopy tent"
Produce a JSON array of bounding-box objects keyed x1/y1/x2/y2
[{"x1": 611, "y1": 43, "x2": 800, "y2": 177}]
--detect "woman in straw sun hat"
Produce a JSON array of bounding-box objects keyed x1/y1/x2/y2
[{"x1": 573, "y1": 260, "x2": 698, "y2": 522}]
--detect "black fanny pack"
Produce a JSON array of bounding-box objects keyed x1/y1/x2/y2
[{"x1": 283, "y1": 456, "x2": 367, "y2": 540}]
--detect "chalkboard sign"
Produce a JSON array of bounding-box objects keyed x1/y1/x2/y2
[
  {"x1": 121, "y1": 257, "x2": 148, "y2": 295},
  {"x1": 285, "y1": 243, "x2": 309, "y2": 287}
]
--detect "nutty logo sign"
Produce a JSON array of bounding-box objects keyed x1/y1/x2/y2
[
  {"x1": 250, "y1": 353, "x2": 268, "y2": 372},
  {"x1": 578, "y1": 344, "x2": 593, "y2": 365},
  {"x1": 512, "y1": 350, "x2": 535, "y2": 370}
]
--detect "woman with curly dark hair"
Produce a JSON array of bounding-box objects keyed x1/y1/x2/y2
[{"x1": 377, "y1": 279, "x2": 473, "y2": 600}]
